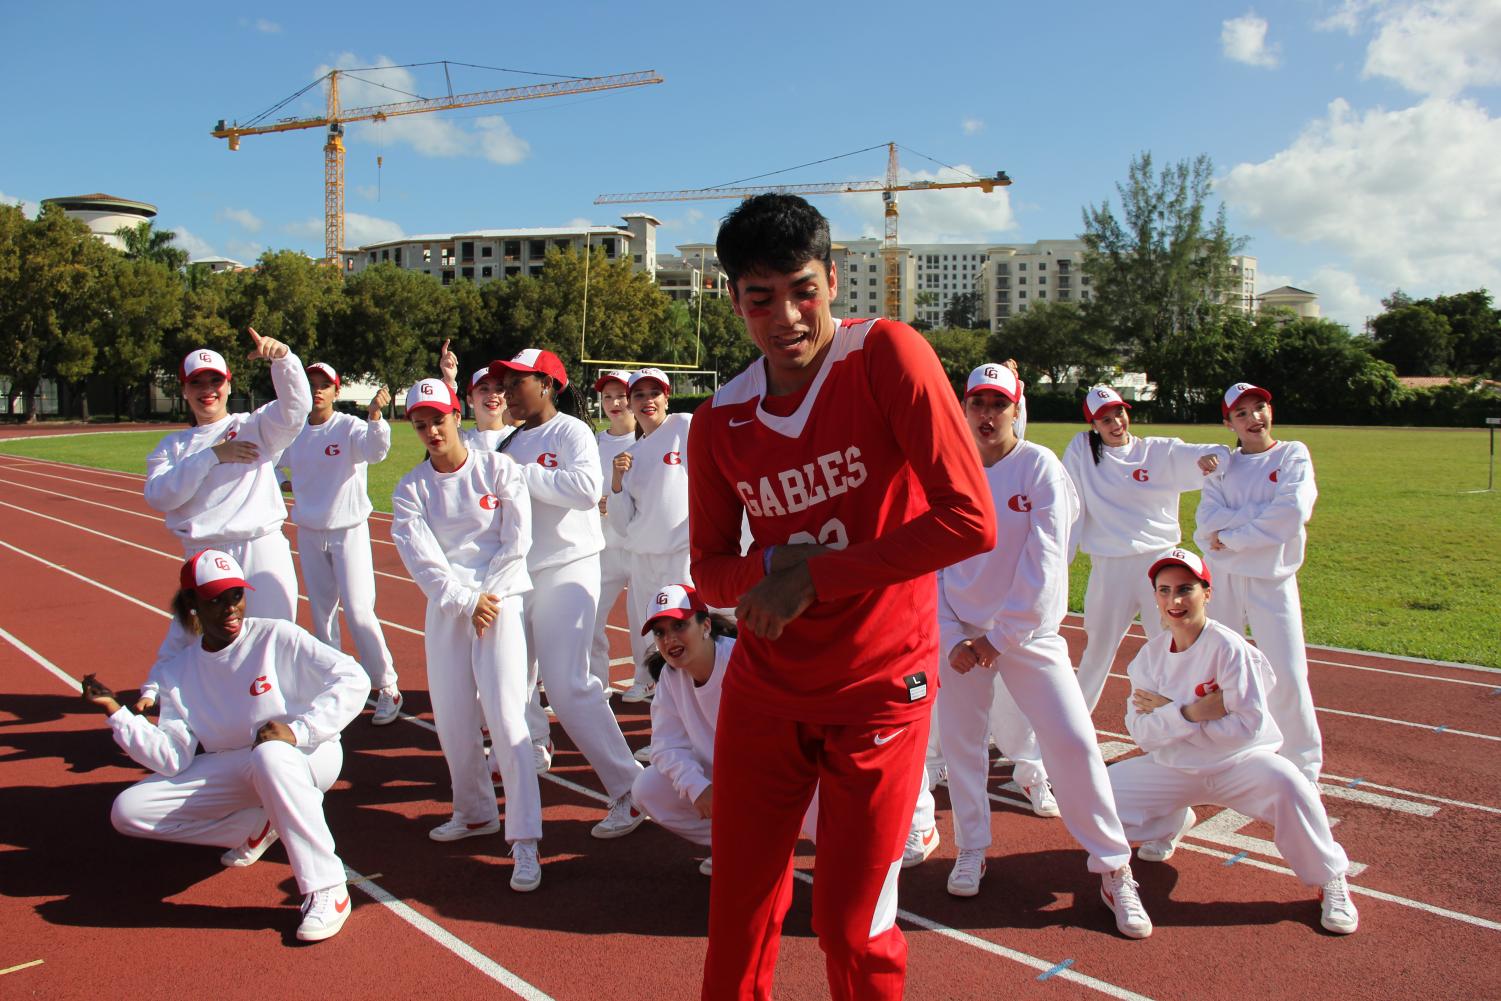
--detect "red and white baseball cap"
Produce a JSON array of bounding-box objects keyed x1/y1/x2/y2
[
  {"x1": 470, "y1": 366, "x2": 499, "y2": 392},
  {"x1": 1147, "y1": 547, "x2": 1212, "y2": 587},
  {"x1": 593, "y1": 369, "x2": 632, "y2": 393},
  {"x1": 629, "y1": 368, "x2": 671, "y2": 396},
  {"x1": 180, "y1": 348, "x2": 231, "y2": 383},
  {"x1": 404, "y1": 378, "x2": 462, "y2": 416},
  {"x1": 641, "y1": 584, "x2": 706, "y2": 635},
  {"x1": 490, "y1": 349, "x2": 569, "y2": 389},
  {"x1": 964, "y1": 363, "x2": 1019, "y2": 402},
  {"x1": 306, "y1": 362, "x2": 339, "y2": 387},
  {"x1": 1222, "y1": 382, "x2": 1272, "y2": 417},
  {"x1": 1083, "y1": 385, "x2": 1131, "y2": 422},
  {"x1": 179, "y1": 549, "x2": 255, "y2": 599}
]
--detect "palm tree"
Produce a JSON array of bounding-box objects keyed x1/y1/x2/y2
[{"x1": 115, "y1": 220, "x2": 188, "y2": 272}]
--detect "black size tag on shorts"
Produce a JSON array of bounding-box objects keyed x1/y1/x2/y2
[{"x1": 904, "y1": 672, "x2": 928, "y2": 702}]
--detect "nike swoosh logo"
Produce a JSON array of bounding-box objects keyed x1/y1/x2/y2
[
  {"x1": 873, "y1": 728, "x2": 906, "y2": 746},
  {"x1": 334, "y1": 896, "x2": 350, "y2": 914},
  {"x1": 729, "y1": 417, "x2": 755, "y2": 428},
  {"x1": 247, "y1": 821, "x2": 271, "y2": 849}
]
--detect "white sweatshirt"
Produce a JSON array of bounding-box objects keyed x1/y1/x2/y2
[
  {"x1": 1193, "y1": 440, "x2": 1317, "y2": 580},
  {"x1": 1063, "y1": 433, "x2": 1229, "y2": 558},
  {"x1": 281, "y1": 412, "x2": 390, "y2": 531},
  {"x1": 463, "y1": 426, "x2": 515, "y2": 452},
  {"x1": 107, "y1": 618, "x2": 367, "y2": 776},
  {"x1": 938, "y1": 440, "x2": 1078, "y2": 657},
  {"x1": 501, "y1": 414, "x2": 604, "y2": 572},
  {"x1": 1123, "y1": 619, "x2": 1283, "y2": 773},
  {"x1": 596, "y1": 427, "x2": 637, "y2": 548},
  {"x1": 648, "y1": 635, "x2": 732, "y2": 803},
  {"x1": 145, "y1": 355, "x2": 312, "y2": 546},
  {"x1": 609, "y1": 412, "x2": 692, "y2": 555},
  {"x1": 390, "y1": 449, "x2": 533, "y2": 620}
]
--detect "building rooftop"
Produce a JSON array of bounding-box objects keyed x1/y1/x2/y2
[
  {"x1": 350, "y1": 225, "x2": 635, "y2": 252},
  {"x1": 42, "y1": 193, "x2": 157, "y2": 216},
  {"x1": 1260, "y1": 285, "x2": 1316, "y2": 298}
]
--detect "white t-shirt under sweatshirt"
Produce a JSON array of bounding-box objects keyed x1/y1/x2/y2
[
  {"x1": 1194, "y1": 440, "x2": 1317, "y2": 580},
  {"x1": 390, "y1": 449, "x2": 533, "y2": 620},
  {"x1": 609, "y1": 412, "x2": 692, "y2": 556},
  {"x1": 938, "y1": 439, "x2": 1078, "y2": 657},
  {"x1": 1123, "y1": 619, "x2": 1283, "y2": 774},
  {"x1": 647, "y1": 634, "x2": 732, "y2": 804},
  {"x1": 107, "y1": 617, "x2": 368, "y2": 775},
  {"x1": 145, "y1": 354, "x2": 311, "y2": 547},
  {"x1": 597, "y1": 427, "x2": 637, "y2": 548},
  {"x1": 1063, "y1": 433, "x2": 1229, "y2": 557},
  {"x1": 281, "y1": 412, "x2": 391, "y2": 531},
  {"x1": 501, "y1": 413, "x2": 604, "y2": 572}
]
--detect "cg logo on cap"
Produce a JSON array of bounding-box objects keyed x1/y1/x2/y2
[
  {"x1": 420, "y1": 383, "x2": 433, "y2": 395},
  {"x1": 656, "y1": 592, "x2": 670, "y2": 606},
  {"x1": 984, "y1": 366, "x2": 1000, "y2": 380},
  {"x1": 199, "y1": 351, "x2": 213, "y2": 363},
  {"x1": 214, "y1": 556, "x2": 231, "y2": 572}
]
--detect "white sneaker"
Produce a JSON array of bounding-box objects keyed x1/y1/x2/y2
[
  {"x1": 429, "y1": 817, "x2": 501, "y2": 842},
  {"x1": 622, "y1": 681, "x2": 655, "y2": 703},
  {"x1": 1320, "y1": 874, "x2": 1359, "y2": 934},
  {"x1": 591, "y1": 794, "x2": 645, "y2": 839},
  {"x1": 947, "y1": 848, "x2": 987, "y2": 897},
  {"x1": 533, "y1": 737, "x2": 553, "y2": 774},
  {"x1": 296, "y1": 882, "x2": 352, "y2": 942},
  {"x1": 1102, "y1": 865, "x2": 1153, "y2": 939},
  {"x1": 220, "y1": 820, "x2": 278, "y2": 867},
  {"x1": 1024, "y1": 783, "x2": 1060, "y2": 818},
  {"x1": 1138, "y1": 808, "x2": 1196, "y2": 863},
  {"x1": 928, "y1": 764, "x2": 948, "y2": 790},
  {"x1": 633, "y1": 743, "x2": 654, "y2": 764},
  {"x1": 371, "y1": 686, "x2": 402, "y2": 726},
  {"x1": 699, "y1": 856, "x2": 713, "y2": 877},
  {"x1": 509, "y1": 839, "x2": 542, "y2": 892},
  {"x1": 902, "y1": 825, "x2": 940, "y2": 868}
]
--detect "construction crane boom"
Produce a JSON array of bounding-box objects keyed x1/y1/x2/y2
[
  {"x1": 595, "y1": 143, "x2": 1010, "y2": 322},
  {"x1": 213, "y1": 66, "x2": 664, "y2": 262}
]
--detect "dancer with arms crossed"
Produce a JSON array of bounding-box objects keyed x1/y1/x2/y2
[{"x1": 688, "y1": 194, "x2": 995, "y2": 1001}]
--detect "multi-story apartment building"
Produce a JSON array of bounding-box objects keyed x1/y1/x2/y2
[
  {"x1": 986, "y1": 239, "x2": 1091, "y2": 333},
  {"x1": 1227, "y1": 255, "x2": 1257, "y2": 313},
  {"x1": 655, "y1": 242, "x2": 730, "y2": 301}
]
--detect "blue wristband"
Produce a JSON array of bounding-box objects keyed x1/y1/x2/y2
[{"x1": 762, "y1": 545, "x2": 776, "y2": 575}]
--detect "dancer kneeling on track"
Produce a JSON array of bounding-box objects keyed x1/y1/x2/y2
[
  {"x1": 1064, "y1": 385, "x2": 1227, "y2": 714},
  {"x1": 280, "y1": 363, "x2": 403, "y2": 725},
  {"x1": 590, "y1": 370, "x2": 637, "y2": 697},
  {"x1": 491, "y1": 349, "x2": 645, "y2": 837},
  {"x1": 1108, "y1": 547, "x2": 1357, "y2": 934},
  {"x1": 84, "y1": 549, "x2": 367, "y2": 942},
  {"x1": 610, "y1": 367, "x2": 694, "y2": 704},
  {"x1": 389, "y1": 379, "x2": 544, "y2": 892},
  {"x1": 137, "y1": 329, "x2": 311, "y2": 710},
  {"x1": 930, "y1": 363, "x2": 1151, "y2": 938},
  {"x1": 688, "y1": 194, "x2": 995, "y2": 1001}
]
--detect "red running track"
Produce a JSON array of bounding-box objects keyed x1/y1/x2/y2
[{"x1": 0, "y1": 444, "x2": 1497, "y2": 1001}]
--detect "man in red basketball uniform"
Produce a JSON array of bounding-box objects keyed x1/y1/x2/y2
[{"x1": 688, "y1": 194, "x2": 996, "y2": 1000}]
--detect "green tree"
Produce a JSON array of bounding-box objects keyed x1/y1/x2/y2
[
  {"x1": 1369, "y1": 304, "x2": 1454, "y2": 376},
  {"x1": 990, "y1": 301, "x2": 1114, "y2": 388},
  {"x1": 1424, "y1": 290, "x2": 1499, "y2": 377},
  {"x1": 922, "y1": 327, "x2": 991, "y2": 395},
  {"x1": 1244, "y1": 315, "x2": 1402, "y2": 421},
  {"x1": 652, "y1": 294, "x2": 759, "y2": 383},
  {"x1": 911, "y1": 291, "x2": 939, "y2": 332},
  {"x1": 234, "y1": 250, "x2": 344, "y2": 395},
  {"x1": 333, "y1": 264, "x2": 459, "y2": 393},
  {"x1": 115, "y1": 220, "x2": 189, "y2": 272},
  {"x1": 91, "y1": 256, "x2": 185, "y2": 418},
  {"x1": 942, "y1": 291, "x2": 982, "y2": 330}
]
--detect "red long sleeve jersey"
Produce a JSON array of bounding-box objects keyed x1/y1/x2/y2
[{"x1": 687, "y1": 318, "x2": 996, "y2": 726}]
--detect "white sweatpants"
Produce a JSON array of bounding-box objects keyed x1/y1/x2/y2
[
  {"x1": 937, "y1": 633, "x2": 1132, "y2": 873},
  {"x1": 1076, "y1": 552, "x2": 1166, "y2": 713},
  {"x1": 297, "y1": 523, "x2": 397, "y2": 691},
  {"x1": 523, "y1": 555, "x2": 642, "y2": 801},
  {"x1": 145, "y1": 532, "x2": 300, "y2": 699},
  {"x1": 626, "y1": 548, "x2": 693, "y2": 688},
  {"x1": 911, "y1": 680, "x2": 1046, "y2": 830},
  {"x1": 111, "y1": 739, "x2": 345, "y2": 895},
  {"x1": 633, "y1": 762, "x2": 818, "y2": 849},
  {"x1": 590, "y1": 542, "x2": 631, "y2": 692},
  {"x1": 425, "y1": 593, "x2": 540, "y2": 842},
  {"x1": 1207, "y1": 572, "x2": 1323, "y2": 783},
  {"x1": 1108, "y1": 751, "x2": 1348, "y2": 885}
]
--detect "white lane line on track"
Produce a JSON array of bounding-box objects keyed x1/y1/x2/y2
[
  {"x1": 1304, "y1": 658, "x2": 1501, "y2": 689},
  {"x1": 1320, "y1": 772, "x2": 1501, "y2": 816},
  {"x1": 1315, "y1": 706, "x2": 1500, "y2": 742},
  {"x1": 1172, "y1": 842, "x2": 1501, "y2": 933},
  {"x1": 0, "y1": 502, "x2": 425, "y2": 638},
  {"x1": 0, "y1": 540, "x2": 171, "y2": 621},
  {"x1": 0, "y1": 632, "x2": 556, "y2": 1001}
]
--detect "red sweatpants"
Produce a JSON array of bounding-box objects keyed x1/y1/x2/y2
[{"x1": 702, "y1": 691, "x2": 930, "y2": 1001}]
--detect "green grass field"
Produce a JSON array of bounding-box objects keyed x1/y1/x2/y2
[{"x1": 4, "y1": 422, "x2": 1497, "y2": 668}]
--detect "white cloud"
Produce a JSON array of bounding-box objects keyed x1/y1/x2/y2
[
  {"x1": 0, "y1": 189, "x2": 39, "y2": 217},
  {"x1": 1222, "y1": 12, "x2": 1282, "y2": 68},
  {"x1": 282, "y1": 218, "x2": 323, "y2": 239},
  {"x1": 224, "y1": 240, "x2": 267, "y2": 264},
  {"x1": 316, "y1": 55, "x2": 532, "y2": 167},
  {"x1": 1221, "y1": 96, "x2": 1501, "y2": 317},
  {"x1": 844, "y1": 165, "x2": 1017, "y2": 243},
  {"x1": 1362, "y1": 0, "x2": 1501, "y2": 97},
  {"x1": 1307, "y1": 265, "x2": 1384, "y2": 329},
  {"x1": 567, "y1": 217, "x2": 594, "y2": 228},
  {"x1": 344, "y1": 212, "x2": 404, "y2": 247},
  {"x1": 172, "y1": 226, "x2": 218, "y2": 261},
  {"x1": 962, "y1": 117, "x2": 985, "y2": 135},
  {"x1": 354, "y1": 184, "x2": 379, "y2": 201},
  {"x1": 1316, "y1": 0, "x2": 1374, "y2": 34},
  {"x1": 217, "y1": 207, "x2": 263, "y2": 233},
  {"x1": 256, "y1": 18, "x2": 281, "y2": 33}
]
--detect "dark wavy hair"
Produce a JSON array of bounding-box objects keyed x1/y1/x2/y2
[
  {"x1": 716, "y1": 194, "x2": 832, "y2": 291},
  {"x1": 644, "y1": 612, "x2": 738, "y2": 682}
]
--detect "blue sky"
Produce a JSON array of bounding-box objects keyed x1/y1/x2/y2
[{"x1": 4, "y1": 1, "x2": 1498, "y2": 331}]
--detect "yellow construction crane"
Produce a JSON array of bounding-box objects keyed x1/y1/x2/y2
[
  {"x1": 213, "y1": 62, "x2": 664, "y2": 262},
  {"x1": 595, "y1": 142, "x2": 1010, "y2": 321}
]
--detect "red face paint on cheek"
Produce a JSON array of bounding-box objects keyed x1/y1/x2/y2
[{"x1": 797, "y1": 298, "x2": 819, "y2": 315}]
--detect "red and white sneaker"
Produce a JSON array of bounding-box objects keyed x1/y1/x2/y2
[
  {"x1": 590, "y1": 794, "x2": 644, "y2": 839},
  {"x1": 371, "y1": 687, "x2": 402, "y2": 726},
  {"x1": 430, "y1": 817, "x2": 501, "y2": 842},
  {"x1": 902, "y1": 825, "x2": 940, "y2": 868},
  {"x1": 1101, "y1": 865, "x2": 1153, "y2": 939},
  {"x1": 296, "y1": 881, "x2": 352, "y2": 942},
  {"x1": 1320, "y1": 874, "x2": 1359, "y2": 934},
  {"x1": 220, "y1": 820, "x2": 278, "y2": 868},
  {"x1": 1024, "y1": 783, "x2": 1060, "y2": 818},
  {"x1": 946, "y1": 848, "x2": 987, "y2": 897}
]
